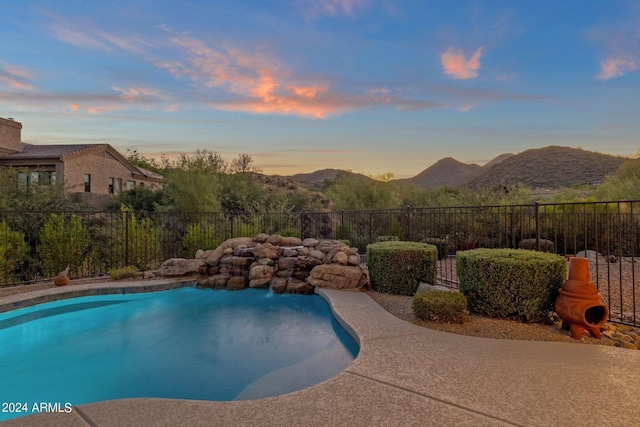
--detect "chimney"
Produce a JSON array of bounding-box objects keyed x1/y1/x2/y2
[{"x1": 0, "y1": 117, "x2": 23, "y2": 154}]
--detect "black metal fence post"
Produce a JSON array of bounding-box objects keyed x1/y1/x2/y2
[
  {"x1": 534, "y1": 201, "x2": 540, "y2": 251},
  {"x1": 406, "y1": 206, "x2": 412, "y2": 241},
  {"x1": 125, "y1": 209, "x2": 130, "y2": 266}
]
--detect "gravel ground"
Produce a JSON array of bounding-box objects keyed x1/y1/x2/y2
[{"x1": 366, "y1": 290, "x2": 617, "y2": 346}]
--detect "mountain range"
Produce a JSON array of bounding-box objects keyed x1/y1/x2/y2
[{"x1": 285, "y1": 146, "x2": 627, "y2": 190}]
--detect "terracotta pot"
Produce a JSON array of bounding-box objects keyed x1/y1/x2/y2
[
  {"x1": 54, "y1": 277, "x2": 70, "y2": 286},
  {"x1": 554, "y1": 257, "x2": 608, "y2": 339}
]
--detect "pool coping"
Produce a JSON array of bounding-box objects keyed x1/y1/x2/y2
[
  {"x1": 2, "y1": 280, "x2": 640, "y2": 426},
  {"x1": 0, "y1": 277, "x2": 197, "y2": 314}
]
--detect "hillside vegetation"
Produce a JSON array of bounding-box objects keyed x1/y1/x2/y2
[{"x1": 466, "y1": 146, "x2": 625, "y2": 189}]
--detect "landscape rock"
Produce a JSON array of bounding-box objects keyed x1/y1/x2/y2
[
  {"x1": 347, "y1": 254, "x2": 360, "y2": 266},
  {"x1": 282, "y1": 248, "x2": 298, "y2": 257},
  {"x1": 281, "y1": 236, "x2": 302, "y2": 246},
  {"x1": 333, "y1": 251, "x2": 348, "y2": 265},
  {"x1": 285, "y1": 278, "x2": 314, "y2": 294},
  {"x1": 250, "y1": 265, "x2": 274, "y2": 281},
  {"x1": 162, "y1": 234, "x2": 368, "y2": 294},
  {"x1": 158, "y1": 258, "x2": 205, "y2": 277},
  {"x1": 252, "y1": 233, "x2": 269, "y2": 243},
  {"x1": 576, "y1": 250, "x2": 608, "y2": 264},
  {"x1": 227, "y1": 277, "x2": 247, "y2": 290},
  {"x1": 253, "y1": 243, "x2": 278, "y2": 259},
  {"x1": 309, "y1": 250, "x2": 325, "y2": 260},
  {"x1": 302, "y1": 238, "x2": 319, "y2": 247},
  {"x1": 519, "y1": 238, "x2": 555, "y2": 252},
  {"x1": 270, "y1": 278, "x2": 287, "y2": 293},
  {"x1": 308, "y1": 264, "x2": 366, "y2": 290}
]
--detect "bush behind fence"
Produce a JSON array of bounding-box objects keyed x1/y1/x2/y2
[{"x1": 1, "y1": 201, "x2": 637, "y2": 325}]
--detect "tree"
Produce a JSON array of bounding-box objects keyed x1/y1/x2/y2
[
  {"x1": 595, "y1": 159, "x2": 640, "y2": 201},
  {"x1": 230, "y1": 153, "x2": 261, "y2": 173},
  {"x1": 108, "y1": 206, "x2": 161, "y2": 270},
  {"x1": 124, "y1": 148, "x2": 165, "y2": 173},
  {"x1": 38, "y1": 214, "x2": 91, "y2": 278},
  {"x1": 325, "y1": 171, "x2": 399, "y2": 210},
  {"x1": 0, "y1": 221, "x2": 28, "y2": 284},
  {"x1": 107, "y1": 186, "x2": 169, "y2": 212}
]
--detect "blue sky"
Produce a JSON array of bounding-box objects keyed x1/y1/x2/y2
[{"x1": 1, "y1": 1, "x2": 639, "y2": 177}]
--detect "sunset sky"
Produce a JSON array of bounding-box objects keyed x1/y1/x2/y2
[{"x1": 1, "y1": 1, "x2": 639, "y2": 177}]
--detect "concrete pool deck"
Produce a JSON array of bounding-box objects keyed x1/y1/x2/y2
[{"x1": 2, "y1": 279, "x2": 640, "y2": 426}]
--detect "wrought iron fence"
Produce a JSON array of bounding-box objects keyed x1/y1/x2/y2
[{"x1": 1, "y1": 201, "x2": 638, "y2": 325}]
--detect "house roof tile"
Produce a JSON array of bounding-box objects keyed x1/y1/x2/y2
[{"x1": 2, "y1": 143, "x2": 107, "y2": 159}]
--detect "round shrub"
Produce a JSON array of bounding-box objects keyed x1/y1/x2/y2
[
  {"x1": 456, "y1": 248, "x2": 566, "y2": 323},
  {"x1": 412, "y1": 290, "x2": 469, "y2": 324},
  {"x1": 366, "y1": 241, "x2": 437, "y2": 295}
]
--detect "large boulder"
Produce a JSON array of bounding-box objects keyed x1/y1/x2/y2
[
  {"x1": 308, "y1": 264, "x2": 367, "y2": 290},
  {"x1": 159, "y1": 258, "x2": 205, "y2": 277},
  {"x1": 249, "y1": 265, "x2": 274, "y2": 287},
  {"x1": 253, "y1": 243, "x2": 278, "y2": 259}
]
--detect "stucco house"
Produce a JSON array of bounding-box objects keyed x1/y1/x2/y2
[{"x1": 0, "y1": 117, "x2": 163, "y2": 208}]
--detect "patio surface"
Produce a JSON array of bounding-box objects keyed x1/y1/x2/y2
[{"x1": 1, "y1": 279, "x2": 639, "y2": 426}]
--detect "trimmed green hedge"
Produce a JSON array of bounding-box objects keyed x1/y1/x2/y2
[
  {"x1": 412, "y1": 290, "x2": 469, "y2": 323},
  {"x1": 366, "y1": 241, "x2": 437, "y2": 295},
  {"x1": 456, "y1": 248, "x2": 566, "y2": 322}
]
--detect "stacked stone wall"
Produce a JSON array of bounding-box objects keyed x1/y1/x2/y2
[{"x1": 159, "y1": 234, "x2": 368, "y2": 294}]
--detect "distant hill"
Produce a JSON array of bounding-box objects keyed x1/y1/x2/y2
[
  {"x1": 481, "y1": 153, "x2": 514, "y2": 170},
  {"x1": 282, "y1": 146, "x2": 626, "y2": 192},
  {"x1": 287, "y1": 169, "x2": 374, "y2": 188},
  {"x1": 466, "y1": 146, "x2": 626, "y2": 189},
  {"x1": 394, "y1": 157, "x2": 481, "y2": 188}
]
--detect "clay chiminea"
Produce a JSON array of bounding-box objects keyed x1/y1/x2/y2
[{"x1": 555, "y1": 257, "x2": 608, "y2": 339}]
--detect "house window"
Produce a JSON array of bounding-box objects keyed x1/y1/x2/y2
[
  {"x1": 108, "y1": 177, "x2": 114, "y2": 194},
  {"x1": 84, "y1": 174, "x2": 91, "y2": 192},
  {"x1": 126, "y1": 180, "x2": 135, "y2": 190},
  {"x1": 39, "y1": 171, "x2": 56, "y2": 185},
  {"x1": 17, "y1": 171, "x2": 56, "y2": 186},
  {"x1": 115, "y1": 178, "x2": 122, "y2": 194},
  {"x1": 18, "y1": 172, "x2": 28, "y2": 186}
]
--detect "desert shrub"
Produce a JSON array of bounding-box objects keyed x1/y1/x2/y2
[
  {"x1": 182, "y1": 222, "x2": 221, "y2": 257},
  {"x1": 108, "y1": 207, "x2": 161, "y2": 270},
  {"x1": 456, "y1": 248, "x2": 566, "y2": 323},
  {"x1": 518, "y1": 238, "x2": 555, "y2": 253},
  {"x1": 0, "y1": 221, "x2": 28, "y2": 283},
  {"x1": 420, "y1": 237, "x2": 449, "y2": 260},
  {"x1": 38, "y1": 214, "x2": 91, "y2": 278},
  {"x1": 109, "y1": 265, "x2": 139, "y2": 281},
  {"x1": 366, "y1": 241, "x2": 437, "y2": 295},
  {"x1": 376, "y1": 235, "x2": 399, "y2": 242},
  {"x1": 412, "y1": 290, "x2": 469, "y2": 323}
]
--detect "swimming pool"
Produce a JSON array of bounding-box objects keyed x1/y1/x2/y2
[{"x1": 0, "y1": 287, "x2": 359, "y2": 421}]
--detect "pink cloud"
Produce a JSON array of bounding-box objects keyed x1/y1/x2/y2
[
  {"x1": 159, "y1": 33, "x2": 378, "y2": 117},
  {"x1": 597, "y1": 56, "x2": 638, "y2": 80},
  {"x1": 441, "y1": 47, "x2": 484, "y2": 80},
  {"x1": 0, "y1": 64, "x2": 36, "y2": 90},
  {"x1": 43, "y1": 20, "x2": 442, "y2": 118}
]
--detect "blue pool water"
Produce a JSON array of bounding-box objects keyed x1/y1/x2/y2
[{"x1": 0, "y1": 287, "x2": 358, "y2": 421}]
